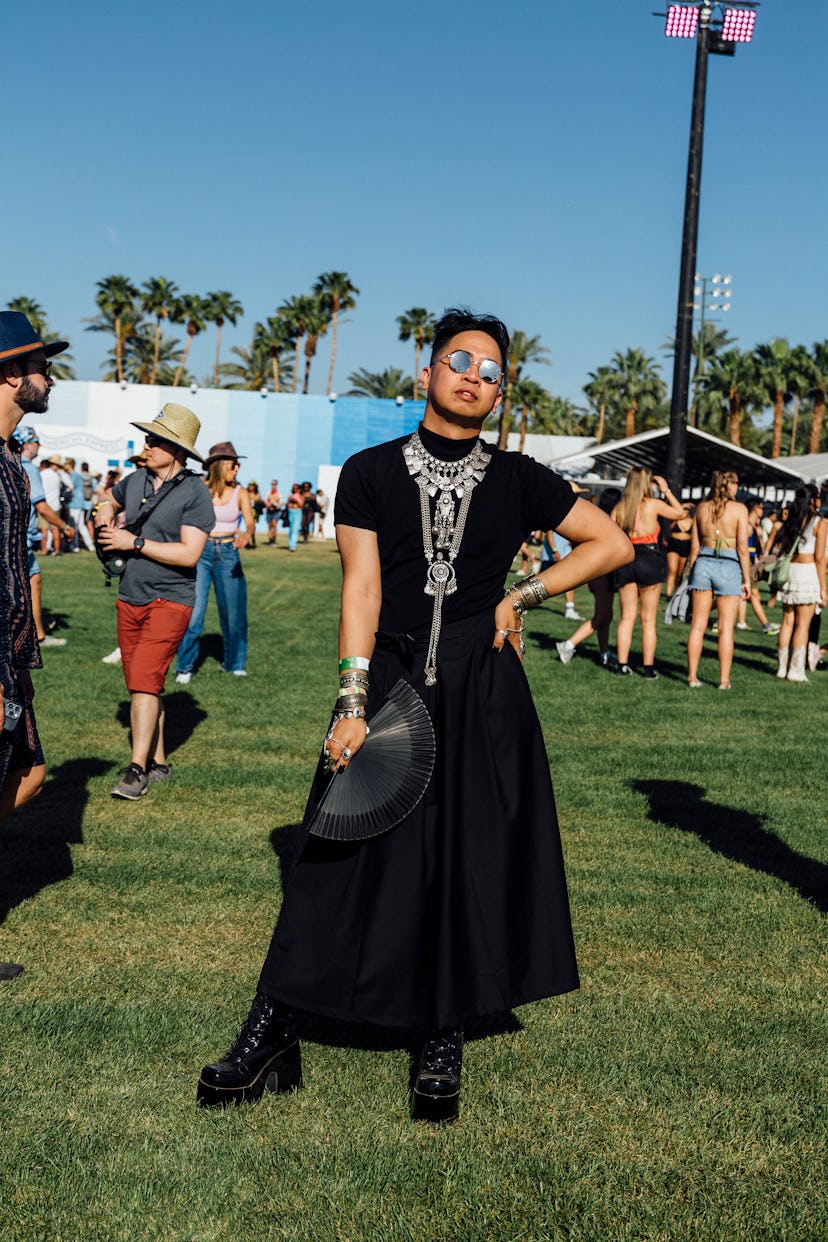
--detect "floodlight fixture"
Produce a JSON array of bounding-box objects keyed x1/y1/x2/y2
[
  {"x1": 665, "y1": 4, "x2": 699, "y2": 37},
  {"x1": 722, "y1": 7, "x2": 756, "y2": 41}
]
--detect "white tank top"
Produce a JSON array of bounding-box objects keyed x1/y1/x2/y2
[{"x1": 798, "y1": 514, "x2": 820, "y2": 555}]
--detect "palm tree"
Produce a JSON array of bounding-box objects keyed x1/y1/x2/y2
[
  {"x1": 300, "y1": 297, "x2": 330, "y2": 394},
  {"x1": 397, "y1": 308, "x2": 436, "y2": 400},
  {"x1": 785, "y1": 344, "x2": 812, "y2": 455},
  {"x1": 105, "y1": 327, "x2": 184, "y2": 386},
  {"x1": 314, "y1": 272, "x2": 359, "y2": 394},
  {"x1": 753, "y1": 338, "x2": 796, "y2": 459},
  {"x1": 139, "y1": 278, "x2": 179, "y2": 385},
  {"x1": 583, "y1": 365, "x2": 617, "y2": 445},
  {"x1": 607, "y1": 348, "x2": 665, "y2": 439},
  {"x1": 345, "y1": 367, "x2": 409, "y2": 399},
  {"x1": 253, "y1": 317, "x2": 293, "y2": 393},
  {"x1": 509, "y1": 379, "x2": 551, "y2": 454},
  {"x1": 204, "y1": 290, "x2": 243, "y2": 386},
  {"x1": 6, "y1": 296, "x2": 76, "y2": 379},
  {"x1": 806, "y1": 341, "x2": 828, "y2": 454},
  {"x1": 218, "y1": 340, "x2": 271, "y2": 391},
  {"x1": 497, "y1": 331, "x2": 551, "y2": 449},
  {"x1": 279, "y1": 295, "x2": 316, "y2": 394},
  {"x1": 93, "y1": 275, "x2": 138, "y2": 384},
  {"x1": 700, "y1": 349, "x2": 762, "y2": 446},
  {"x1": 171, "y1": 294, "x2": 208, "y2": 387}
]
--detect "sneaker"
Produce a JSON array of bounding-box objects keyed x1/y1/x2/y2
[
  {"x1": 565, "y1": 609, "x2": 583, "y2": 621},
  {"x1": 617, "y1": 663, "x2": 632, "y2": 676},
  {"x1": 232, "y1": 670, "x2": 247, "y2": 677},
  {"x1": 39, "y1": 634, "x2": 67, "y2": 648},
  {"x1": 111, "y1": 764, "x2": 148, "y2": 800},
  {"x1": 641, "y1": 666, "x2": 659, "y2": 680},
  {"x1": 147, "y1": 762, "x2": 172, "y2": 785},
  {"x1": 175, "y1": 671, "x2": 192, "y2": 685},
  {"x1": 736, "y1": 622, "x2": 749, "y2": 631},
  {"x1": 688, "y1": 679, "x2": 703, "y2": 688},
  {"x1": 556, "y1": 641, "x2": 575, "y2": 665},
  {"x1": 102, "y1": 647, "x2": 122, "y2": 665},
  {"x1": 762, "y1": 623, "x2": 781, "y2": 636},
  {"x1": 599, "y1": 651, "x2": 616, "y2": 668}
]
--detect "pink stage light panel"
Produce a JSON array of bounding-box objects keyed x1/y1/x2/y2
[
  {"x1": 721, "y1": 8, "x2": 756, "y2": 42},
  {"x1": 665, "y1": 4, "x2": 699, "y2": 38}
]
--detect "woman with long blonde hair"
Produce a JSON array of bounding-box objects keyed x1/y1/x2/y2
[
  {"x1": 686, "y1": 470, "x2": 751, "y2": 689},
  {"x1": 611, "y1": 466, "x2": 685, "y2": 677}
]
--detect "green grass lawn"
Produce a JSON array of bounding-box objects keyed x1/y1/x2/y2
[{"x1": 1, "y1": 543, "x2": 825, "y2": 1241}]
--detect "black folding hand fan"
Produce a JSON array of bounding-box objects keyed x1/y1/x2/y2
[{"x1": 307, "y1": 679, "x2": 435, "y2": 842}]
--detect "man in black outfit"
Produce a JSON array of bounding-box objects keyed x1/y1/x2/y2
[{"x1": 198, "y1": 309, "x2": 632, "y2": 1121}]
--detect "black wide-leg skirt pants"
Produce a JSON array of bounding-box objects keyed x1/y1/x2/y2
[{"x1": 258, "y1": 610, "x2": 579, "y2": 1030}]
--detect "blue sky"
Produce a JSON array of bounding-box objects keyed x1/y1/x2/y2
[{"x1": 5, "y1": 1, "x2": 825, "y2": 407}]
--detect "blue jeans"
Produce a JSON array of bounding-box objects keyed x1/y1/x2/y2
[
  {"x1": 176, "y1": 539, "x2": 248, "y2": 673},
  {"x1": 288, "y1": 508, "x2": 302, "y2": 550}
]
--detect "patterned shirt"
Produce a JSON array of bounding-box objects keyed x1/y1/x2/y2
[{"x1": 0, "y1": 439, "x2": 41, "y2": 679}]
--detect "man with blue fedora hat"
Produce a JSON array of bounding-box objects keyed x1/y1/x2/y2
[{"x1": 0, "y1": 311, "x2": 69, "y2": 981}]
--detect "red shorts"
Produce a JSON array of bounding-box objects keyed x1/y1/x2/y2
[{"x1": 116, "y1": 598, "x2": 192, "y2": 695}]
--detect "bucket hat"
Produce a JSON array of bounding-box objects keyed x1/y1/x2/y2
[
  {"x1": 204, "y1": 440, "x2": 246, "y2": 467},
  {"x1": 130, "y1": 403, "x2": 204, "y2": 463},
  {"x1": 0, "y1": 312, "x2": 68, "y2": 362},
  {"x1": 13, "y1": 425, "x2": 40, "y2": 446}
]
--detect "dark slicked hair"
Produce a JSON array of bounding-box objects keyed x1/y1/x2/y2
[{"x1": 430, "y1": 307, "x2": 510, "y2": 370}]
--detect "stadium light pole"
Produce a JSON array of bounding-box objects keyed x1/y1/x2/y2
[
  {"x1": 691, "y1": 272, "x2": 732, "y2": 425},
  {"x1": 661, "y1": 2, "x2": 758, "y2": 491}
]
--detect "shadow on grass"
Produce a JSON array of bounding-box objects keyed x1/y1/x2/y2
[
  {"x1": 193, "y1": 633, "x2": 226, "y2": 674},
  {"x1": 116, "y1": 690, "x2": 207, "y2": 758},
  {"x1": 0, "y1": 756, "x2": 112, "y2": 926},
  {"x1": 267, "y1": 821, "x2": 523, "y2": 1051},
  {"x1": 633, "y1": 779, "x2": 828, "y2": 914}
]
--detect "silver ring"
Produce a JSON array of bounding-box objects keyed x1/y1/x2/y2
[
  {"x1": 341, "y1": 747, "x2": 351, "y2": 760},
  {"x1": 496, "y1": 628, "x2": 509, "y2": 636}
]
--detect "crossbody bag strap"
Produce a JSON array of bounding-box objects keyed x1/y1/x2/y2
[{"x1": 129, "y1": 468, "x2": 195, "y2": 535}]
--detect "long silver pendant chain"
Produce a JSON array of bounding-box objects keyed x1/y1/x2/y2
[{"x1": 402, "y1": 430, "x2": 490, "y2": 684}]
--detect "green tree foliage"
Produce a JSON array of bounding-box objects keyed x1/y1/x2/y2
[
  {"x1": 91, "y1": 275, "x2": 139, "y2": 383},
  {"x1": 397, "y1": 308, "x2": 436, "y2": 400},
  {"x1": 805, "y1": 341, "x2": 828, "y2": 454},
  {"x1": 583, "y1": 365, "x2": 617, "y2": 445},
  {"x1": 699, "y1": 350, "x2": 762, "y2": 447},
  {"x1": 606, "y1": 348, "x2": 666, "y2": 440},
  {"x1": 204, "y1": 291, "x2": 244, "y2": 386},
  {"x1": 498, "y1": 331, "x2": 551, "y2": 449},
  {"x1": 171, "y1": 294, "x2": 209, "y2": 388},
  {"x1": 139, "y1": 278, "x2": 179, "y2": 385},
  {"x1": 315, "y1": 272, "x2": 359, "y2": 395},
  {"x1": 345, "y1": 367, "x2": 409, "y2": 399}
]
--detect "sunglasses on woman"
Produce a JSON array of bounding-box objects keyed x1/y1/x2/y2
[{"x1": 437, "y1": 350, "x2": 502, "y2": 385}]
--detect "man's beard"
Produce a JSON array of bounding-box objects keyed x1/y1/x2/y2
[{"x1": 17, "y1": 376, "x2": 50, "y2": 415}]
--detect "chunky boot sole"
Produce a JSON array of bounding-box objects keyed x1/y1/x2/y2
[
  {"x1": 196, "y1": 1040, "x2": 302, "y2": 1108},
  {"x1": 411, "y1": 1084, "x2": 460, "y2": 1124}
]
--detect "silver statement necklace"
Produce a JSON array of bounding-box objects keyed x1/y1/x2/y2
[{"x1": 403, "y1": 428, "x2": 490, "y2": 684}]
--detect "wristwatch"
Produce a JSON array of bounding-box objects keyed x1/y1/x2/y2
[{"x1": 133, "y1": 536, "x2": 146, "y2": 554}]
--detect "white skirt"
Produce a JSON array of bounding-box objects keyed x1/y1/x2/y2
[{"x1": 778, "y1": 561, "x2": 821, "y2": 606}]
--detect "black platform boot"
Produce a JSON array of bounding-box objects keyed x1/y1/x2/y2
[
  {"x1": 197, "y1": 993, "x2": 302, "y2": 1108},
  {"x1": 411, "y1": 1029, "x2": 463, "y2": 1124}
]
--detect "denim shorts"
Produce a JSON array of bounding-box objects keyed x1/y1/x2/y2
[{"x1": 690, "y1": 552, "x2": 742, "y2": 596}]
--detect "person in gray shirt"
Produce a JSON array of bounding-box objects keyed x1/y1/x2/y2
[{"x1": 95, "y1": 404, "x2": 214, "y2": 800}]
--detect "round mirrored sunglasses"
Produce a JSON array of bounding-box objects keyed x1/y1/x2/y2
[{"x1": 439, "y1": 350, "x2": 502, "y2": 385}]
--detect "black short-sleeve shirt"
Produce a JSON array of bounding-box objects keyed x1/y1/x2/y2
[{"x1": 335, "y1": 423, "x2": 576, "y2": 633}]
